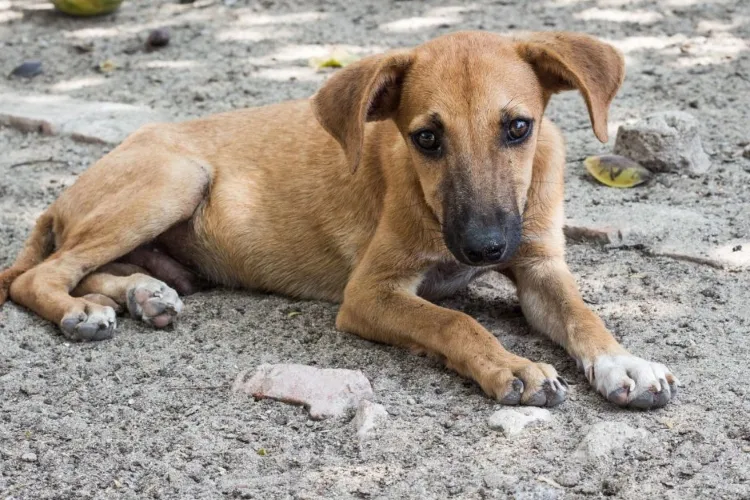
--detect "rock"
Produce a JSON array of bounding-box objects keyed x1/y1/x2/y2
[
  {"x1": 487, "y1": 407, "x2": 552, "y2": 437},
  {"x1": 614, "y1": 111, "x2": 711, "y2": 174},
  {"x1": 352, "y1": 400, "x2": 388, "y2": 439},
  {"x1": 10, "y1": 61, "x2": 43, "y2": 79},
  {"x1": 563, "y1": 223, "x2": 624, "y2": 245},
  {"x1": 575, "y1": 421, "x2": 650, "y2": 460},
  {"x1": 20, "y1": 452, "x2": 37, "y2": 463},
  {"x1": 232, "y1": 364, "x2": 374, "y2": 420},
  {"x1": 0, "y1": 91, "x2": 167, "y2": 145}
]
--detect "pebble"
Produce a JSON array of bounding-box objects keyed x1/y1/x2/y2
[
  {"x1": 21, "y1": 452, "x2": 37, "y2": 463},
  {"x1": 146, "y1": 28, "x2": 170, "y2": 51},
  {"x1": 232, "y1": 363, "x2": 373, "y2": 419},
  {"x1": 10, "y1": 61, "x2": 43, "y2": 79},
  {"x1": 352, "y1": 400, "x2": 388, "y2": 439},
  {"x1": 487, "y1": 407, "x2": 552, "y2": 437}
]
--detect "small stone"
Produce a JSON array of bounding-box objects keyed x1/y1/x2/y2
[
  {"x1": 10, "y1": 61, "x2": 43, "y2": 79},
  {"x1": 146, "y1": 28, "x2": 170, "y2": 51},
  {"x1": 232, "y1": 364, "x2": 374, "y2": 420},
  {"x1": 352, "y1": 400, "x2": 388, "y2": 439},
  {"x1": 563, "y1": 223, "x2": 624, "y2": 245},
  {"x1": 21, "y1": 452, "x2": 37, "y2": 463},
  {"x1": 487, "y1": 407, "x2": 552, "y2": 437},
  {"x1": 614, "y1": 111, "x2": 711, "y2": 174},
  {"x1": 575, "y1": 421, "x2": 650, "y2": 460}
]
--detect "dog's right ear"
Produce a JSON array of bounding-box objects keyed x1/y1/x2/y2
[{"x1": 311, "y1": 51, "x2": 413, "y2": 174}]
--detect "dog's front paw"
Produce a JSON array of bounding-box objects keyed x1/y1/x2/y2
[
  {"x1": 584, "y1": 355, "x2": 679, "y2": 410},
  {"x1": 484, "y1": 362, "x2": 569, "y2": 408}
]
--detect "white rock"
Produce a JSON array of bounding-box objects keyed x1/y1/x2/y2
[
  {"x1": 20, "y1": 452, "x2": 37, "y2": 463},
  {"x1": 575, "y1": 421, "x2": 650, "y2": 460},
  {"x1": 0, "y1": 91, "x2": 167, "y2": 145},
  {"x1": 352, "y1": 400, "x2": 388, "y2": 439},
  {"x1": 487, "y1": 407, "x2": 552, "y2": 437},
  {"x1": 614, "y1": 111, "x2": 711, "y2": 174},
  {"x1": 232, "y1": 364, "x2": 373, "y2": 420}
]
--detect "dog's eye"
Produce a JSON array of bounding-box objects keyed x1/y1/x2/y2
[
  {"x1": 506, "y1": 119, "x2": 532, "y2": 143},
  {"x1": 412, "y1": 130, "x2": 441, "y2": 153}
]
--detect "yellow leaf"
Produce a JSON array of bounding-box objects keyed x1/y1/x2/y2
[
  {"x1": 257, "y1": 448, "x2": 267, "y2": 456},
  {"x1": 97, "y1": 59, "x2": 117, "y2": 73},
  {"x1": 287, "y1": 311, "x2": 301, "y2": 318},
  {"x1": 310, "y1": 49, "x2": 360, "y2": 71},
  {"x1": 584, "y1": 154, "x2": 653, "y2": 188}
]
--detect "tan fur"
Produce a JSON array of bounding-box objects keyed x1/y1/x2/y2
[{"x1": 0, "y1": 31, "x2": 676, "y2": 408}]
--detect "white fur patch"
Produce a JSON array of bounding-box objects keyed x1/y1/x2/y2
[{"x1": 582, "y1": 354, "x2": 679, "y2": 402}]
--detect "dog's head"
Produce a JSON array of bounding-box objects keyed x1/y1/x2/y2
[{"x1": 312, "y1": 31, "x2": 624, "y2": 266}]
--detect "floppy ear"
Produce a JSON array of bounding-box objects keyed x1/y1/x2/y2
[
  {"x1": 515, "y1": 32, "x2": 625, "y2": 142},
  {"x1": 311, "y1": 51, "x2": 413, "y2": 173}
]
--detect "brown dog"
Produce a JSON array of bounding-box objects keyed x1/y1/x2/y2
[{"x1": 0, "y1": 31, "x2": 678, "y2": 409}]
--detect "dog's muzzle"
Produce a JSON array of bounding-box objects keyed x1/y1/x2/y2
[{"x1": 444, "y1": 212, "x2": 523, "y2": 266}]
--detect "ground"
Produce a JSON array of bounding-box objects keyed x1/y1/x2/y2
[{"x1": 1, "y1": 0, "x2": 749, "y2": 498}]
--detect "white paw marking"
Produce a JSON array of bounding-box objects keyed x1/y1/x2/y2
[{"x1": 583, "y1": 355, "x2": 680, "y2": 408}]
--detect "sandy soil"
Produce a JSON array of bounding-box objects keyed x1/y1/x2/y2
[{"x1": 1, "y1": 0, "x2": 749, "y2": 498}]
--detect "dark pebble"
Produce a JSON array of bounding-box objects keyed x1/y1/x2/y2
[
  {"x1": 146, "y1": 28, "x2": 170, "y2": 50},
  {"x1": 10, "y1": 61, "x2": 43, "y2": 78}
]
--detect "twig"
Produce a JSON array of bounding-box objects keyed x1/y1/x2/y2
[
  {"x1": 166, "y1": 385, "x2": 227, "y2": 391},
  {"x1": 10, "y1": 158, "x2": 69, "y2": 168}
]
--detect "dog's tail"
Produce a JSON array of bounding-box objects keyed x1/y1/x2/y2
[{"x1": 0, "y1": 212, "x2": 55, "y2": 306}]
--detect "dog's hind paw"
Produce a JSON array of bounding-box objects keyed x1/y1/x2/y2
[
  {"x1": 61, "y1": 304, "x2": 117, "y2": 341},
  {"x1": 585, "y1": 355, "x2": 679, "y2": 410},
  {"x1": 126, "y1": 278, "x2": 183, "y2": 328}
]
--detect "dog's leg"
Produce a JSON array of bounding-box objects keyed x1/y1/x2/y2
[
  {"x1": 338, "y1": 256, "x2": 568, "y2": 406},
  {"x1": 73, "y1": 263, "x2": 183, "y2": 328},
  {"x1": 509, "y1": 256, "x2": 678, "y2": 409},
  {"x1": 509, "y1": 122, "x2": 678, "y2": 409},
  {"x1": 9, "y1": 153, "x2": 211, "y2": 341}
]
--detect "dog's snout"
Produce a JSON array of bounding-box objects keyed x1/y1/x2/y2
[
  {"x1": 444, "y1": 211, "x2": 522, "y2": 267},
  {"x1": 463, "y1": 236, "x2": 506, "y2": 265}
]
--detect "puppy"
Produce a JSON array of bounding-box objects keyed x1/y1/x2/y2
[{"x1": 0, "y1": 31, "x2": 678, "y2": 409}]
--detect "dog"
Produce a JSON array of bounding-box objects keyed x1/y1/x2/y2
[{"x1": 0, "y1": 31, "x2": 678, "y2": 410}]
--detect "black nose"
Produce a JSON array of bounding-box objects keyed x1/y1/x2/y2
[{"x1": 462, "y1": 237, "x2": 507, "y2": 265}]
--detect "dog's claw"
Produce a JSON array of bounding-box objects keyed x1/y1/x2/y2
[
  {"x1": 499, "y1": 378, "x2": 524, "y2": 405},
  {"x1": 591, "y1": 355, "x2": 678, "y2": 410},
  {"x1": 61, "y1": 307, "x2": 116, "y2": 341},
  {"x1": 526, "y1": 379, "x2": 568, "y2": 407}
]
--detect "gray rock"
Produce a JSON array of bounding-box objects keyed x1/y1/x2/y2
[
  {"x1": 575, "y1": 421, "x2": 650, "y2": 460},
  {"x1": 614, "y1": 111, "x2": 711, "y2": 174},
  {"x1": 487, "y1": 407, "x2": 551, "y2": 437},
  {"x1": 0, "y1": 91, "x2": 167, "y2": 145},
  {"x1": 352, "y1": 400, "x2": 388, "y2": 439},
  {"x1": 20, "y1": 452, "x2": 37, "y2": 463},
  {"x1": 232, "y1": 364, "x2": 374, "y2": 420}
]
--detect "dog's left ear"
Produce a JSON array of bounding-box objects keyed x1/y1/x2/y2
[
  {"x1": 311, "y1": 51, "x2": 413, "y2": 173},
  {"x1": 516, "y1": 32, "x2": 625, "y2": 142}
]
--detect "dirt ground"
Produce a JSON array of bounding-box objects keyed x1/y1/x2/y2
[{"x1": 1, "y1": 0, "x2": 750, "y2": 498}]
